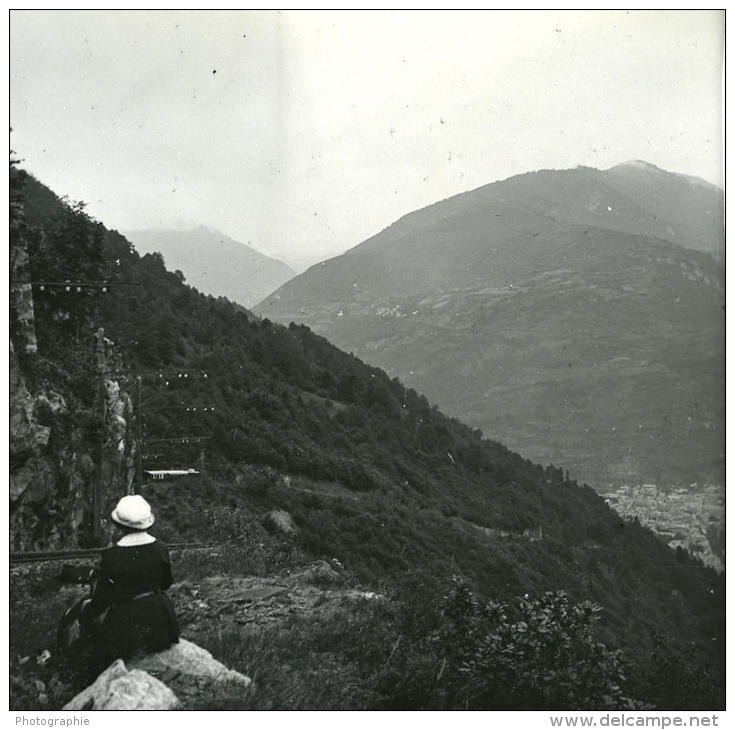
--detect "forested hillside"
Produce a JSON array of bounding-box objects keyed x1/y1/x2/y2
[{"x1": 9, "y1": 166, "x2": 725, "y2": 709}]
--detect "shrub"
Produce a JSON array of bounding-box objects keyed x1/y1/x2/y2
[
  {"x1": 634, "y1": 633, "x2": 724, "y2": 710},
  {"x1": 377, "y1": 577, "x2": 640, "y2": 710}
]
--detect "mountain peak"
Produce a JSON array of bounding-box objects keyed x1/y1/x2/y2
[
  {"x1": 611, "y1": 159, "x2": 665, "y2": 173},
  {"x1": 124, "y1": 226, "x2": 294, "y2": 307},
  {"x1": 609, "y1": 160, "x2": 720, "y2": 190}
]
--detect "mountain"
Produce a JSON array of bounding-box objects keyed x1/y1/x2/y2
[
  {"x1": 9, "y1": 166, "x2": 725, "y2": 709},
  {"x1": 255, "y1": 163, "x2": 725, "y2": 490},
  {"x1": 125, "y1": 226, "x2": 294, "y2": 307}
]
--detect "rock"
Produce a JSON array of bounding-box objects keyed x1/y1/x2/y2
[
  {"x1": 9, "y1": 346, "x2": 52, "y2": 481},
  {"x1": 63, "y1": 659, "x2": 180, "y2": 711},
  {"x1": 263, "y1": 509, "x2": 297, "y2": 536},
  {"x1": 10, "y1": 456, "x2": 56, "y2": 502},
  {"x1": 129, "y1": 638, "x2": 252, "y2": 698},
  {"x1": 292, "y1": 560, "x2": 341, "y2": 585},
  {"x1": 36, "y1": 390, "x2": 67, "y2": 415},
  {"x1": 230, "y1": 586, "x2": 286, "y2": 603}
]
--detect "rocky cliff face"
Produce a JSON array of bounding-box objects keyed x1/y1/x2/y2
[
  {"x1": 10, "y1": 166, "x2": 38, "y2": 356},
  {"x1": 10, "y1": 343, "x2": 86, "y2": 549},
  {"x1": 9, "y1": 342, "x2": 139, "y2": 550},
  {"x1": 10, "y1": 343, "x2": 54, "y2": 502}
]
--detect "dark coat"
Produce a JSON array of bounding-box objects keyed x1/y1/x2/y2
[{"x1": 87, "y1": 537, "x2": 179, "y2": 665}]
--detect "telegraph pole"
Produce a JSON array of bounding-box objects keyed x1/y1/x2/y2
[
  {"x1": 94, "y1": 328, "x2": 107, "y2": 546},
  {"x1": 134, "y1": 375, "x2": 143, "y2": 494}
]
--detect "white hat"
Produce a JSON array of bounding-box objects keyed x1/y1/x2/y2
[{"x1": 111, "y1": 495, "x2": 154, "y2": 530}]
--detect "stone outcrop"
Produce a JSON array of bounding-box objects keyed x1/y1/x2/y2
[
  {"x1": 10, "y1": 458, "x2": 56, "y2": 503},
  {"x1": 10, "y1": 342, "x2": 88, "y2": 549},
  {"x1": 62, "y1": 639, "x2": 251, "y2": 710},
  {"x1": 9, "y1": 343, "x2": 53, "y2": 481},
  {"x1": 10, "y1": 342, "x2": 63, "y2": 547},
  {"x1": 10, "y1": 212, "x2": 38, "y2": 355},
  {"x1": 9, "y1": 336, "x2": 138, "y2": 549},
  {"x1": 128, "y1": 638, "x2": 252, "y2": 703},
  {"x1": 291, "y1": 559, "x2": 341, "y2": 585},
  {"x1": 62, "y1": 659, "x2": 180, "y2": 711}
]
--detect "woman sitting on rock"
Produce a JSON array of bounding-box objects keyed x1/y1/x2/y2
[{"x1": 84, "y1": 495, "x2": 180, "y2": 670}]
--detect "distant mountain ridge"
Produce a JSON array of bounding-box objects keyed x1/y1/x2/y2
[
  {"x1": 256, "y1": 162, "x2": 725, "y2": 489},
  {"x1": 125, "y1": 226, "x2": 294, "y2": 307}
]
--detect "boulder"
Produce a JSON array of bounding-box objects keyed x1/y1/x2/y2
[
  {"x1": 63, "y1": 659, "x2": 179, "y2": 711},
  {"x1": 129, "y1": 638, "x2": 252, "y2": 700},
  {"x1": 263, "y1": 509, "x2": 297, "y2": 536}
]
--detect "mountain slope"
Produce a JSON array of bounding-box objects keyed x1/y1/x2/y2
[
  {"x1": 9, "y1": 166, "x2": 724, "y2": 707},
  {"x1": 125, "y1": 226, "x2": 294, "y2": 307},
  {"x1": 255, "y1": 163, "x2": 725, "y2": 490},
  {"x1": 603, "y1": 161, "x2": 724, "y2": 262}
]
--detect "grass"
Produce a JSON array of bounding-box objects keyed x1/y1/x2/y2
[
  {"x1": 8, "y1": 532, "x2": 390, "y2": 711},
  {"x1": 9, "y1": 510, "x2": 725, "y2": 711},
  {"x1": 9, "y1": 560, "x2": 99, "y2": 709},
  {"x1": 9, "y1": 548, "x2": 400, "y2": 711},
  {"x1": 186, "y1": 598, "x2": 394, "y2": 710}
]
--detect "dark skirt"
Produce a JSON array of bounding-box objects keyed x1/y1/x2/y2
[{"x1": 97, "y1": 592, "x2": 180, "y2": 666}]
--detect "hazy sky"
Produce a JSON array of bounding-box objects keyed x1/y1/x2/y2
[{"x1": 10, "y1": 9, "x2": 724, "y2": 271}]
